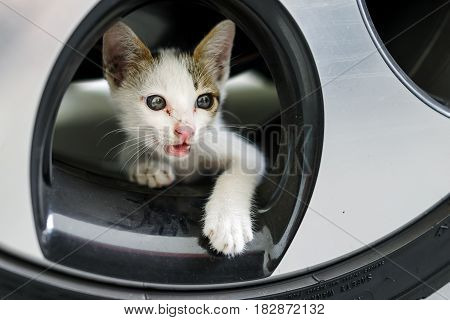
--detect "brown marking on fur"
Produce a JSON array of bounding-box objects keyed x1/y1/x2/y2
[
  {"x1": 133, "y1": 36, "x2": 153, "y2": 62},
  {"x1": 103, "y1": 22, "x2": 154, "y2": 88},
  {"x1": 192, "y1": 20, "x2": 234, "y2": 86},
  {"x1": 193, "y1": 29, "x2": 213, "y2": 62},
  {"x1": 183, "y1": 53, "x2": 221, "y2": 114},
  {"x1": 104, "y1": 21, "x2": 231, "y2": 118}
]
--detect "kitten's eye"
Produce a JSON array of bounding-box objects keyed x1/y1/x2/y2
[
  {"x1": 146, "y1": 95, "x2": 166, "y2": 111},
  {"x1": 196, "y1": 94, "x2": 213, "y2": 109}
]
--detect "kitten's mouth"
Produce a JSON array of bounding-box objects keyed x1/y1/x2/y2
[{"x1": 164, "y1": 143, "x2": 191, "y2": 157}]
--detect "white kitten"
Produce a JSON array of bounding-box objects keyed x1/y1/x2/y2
[{"x1": 102, "y1": 20, "x2": 265, "y2": 256}]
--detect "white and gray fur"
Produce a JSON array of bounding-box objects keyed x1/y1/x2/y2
[{"x1": 102, "y1": 20, "x2": 265, "y2": 255}]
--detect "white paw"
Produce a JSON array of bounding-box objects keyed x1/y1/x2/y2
[
  {"x1": 203, "y1": 200, "x2": 254, "y2": 256},
  {"x1": 130, "y1": 160, "x2": 175, "y2": 188}
]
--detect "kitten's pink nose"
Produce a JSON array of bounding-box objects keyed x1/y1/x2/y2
[{"x1": 174, "y1": 124, "x2": 194, "y2": 142}]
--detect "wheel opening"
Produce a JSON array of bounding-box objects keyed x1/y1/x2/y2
[{"x1": 33, "y1": 0, "x2": 323, "y2": 285}]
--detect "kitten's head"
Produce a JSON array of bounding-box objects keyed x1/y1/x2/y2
[{"x1": 102, "y1": 20, "x2": 235, "y2": 158}]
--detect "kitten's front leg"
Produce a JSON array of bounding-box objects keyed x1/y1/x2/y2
[
  {"x1": 129, "y1": 158, "x2": 176, "y2": 188},
  {"x1": 202, "y1": 132, "x2": 265, "y2": 256}
]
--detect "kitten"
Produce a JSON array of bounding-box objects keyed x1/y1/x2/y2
[{"x1": 102, "y1": 20, "x2": 265, "y2": 256}]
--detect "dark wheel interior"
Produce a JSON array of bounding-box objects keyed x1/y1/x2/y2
[{"x1": 364, "y1": 0, "x2": 450, "y2": 116}]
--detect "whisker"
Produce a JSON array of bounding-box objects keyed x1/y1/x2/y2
[
  {"x1": 121, "y1": 142, "x2": 146, "y2": 172},
  {"x1": 129, "y1": 144, "x2": 156, "y2": 172},
  {"x1": 97, "y1": 127, "x2": 144, "y2": 145},
  {"x1": 103, "y1": 133, "x2": 157, "y2": 159},
  {"x1": 110, "y1": 140, "x2": 143, "y2": 160},
  {"x1": 117, "y1": 138, "x2": 159, "y2": 158},
  {"x1": 95, "y1": 114, "x2": 119, "y2": 128},
  {"x1": 103, "y1": 136, "x2": 142, "y2": 159}
]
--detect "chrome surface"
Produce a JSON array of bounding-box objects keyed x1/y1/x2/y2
[
  {"x1": 275, "y1": 0, "x2": 450, "y2": 276},
  {"x1": 0, "y1": 0, "x2": 448, "y2": 286},
  {"x1": 0, "y1": 0, "x2": 99, "y2": 262}
]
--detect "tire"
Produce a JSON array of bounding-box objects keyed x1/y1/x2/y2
[{"x1": 0, "y1": 0, "x2": 448, "y2": 299}]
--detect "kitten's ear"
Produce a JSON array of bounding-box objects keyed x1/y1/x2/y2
[
  {"x1": 194, "y1": 20, "x2": 235, "y2": 85},
  {"x1": 102, "y1": 22, "x2": 153, "y2": 87}
]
